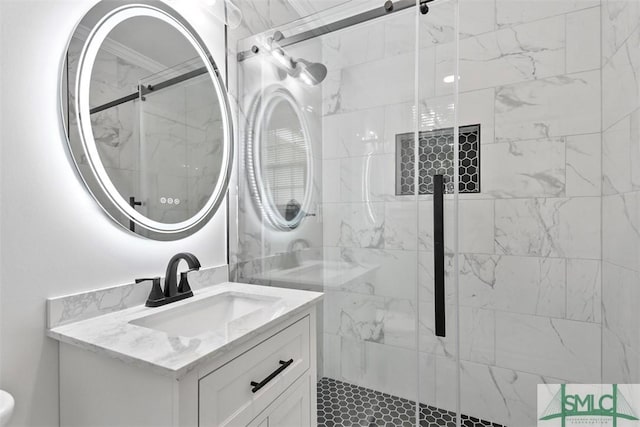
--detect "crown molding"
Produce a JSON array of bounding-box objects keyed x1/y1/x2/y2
[{"x1": 73, "y1": 24, "x2": 166, "y2": 75}]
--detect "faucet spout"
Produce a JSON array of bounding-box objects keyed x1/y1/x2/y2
[{"x1": 164, "y1": 252, "x2": 201, "y2": 298}]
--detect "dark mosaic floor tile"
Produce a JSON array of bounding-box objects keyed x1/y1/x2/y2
[{"x1": 317, "y1": 377, "x2": 506, "y2": 427}]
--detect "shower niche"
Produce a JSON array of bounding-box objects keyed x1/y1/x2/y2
[{"x1": 395, "y1": 124, "x2": 480, "y2": 195}]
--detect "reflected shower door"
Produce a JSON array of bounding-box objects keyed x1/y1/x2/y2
[
  {"x1": 138, "y1": 68, "x2": 191, "y2": 230},
  {"x1": 138, "y1": 61, "x2": 224, "y2": 234}
]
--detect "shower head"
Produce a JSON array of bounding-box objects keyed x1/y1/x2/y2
[
  {"x1": 263, "y1": 33, "x2": 327, "y2": 86},
  {"x1": 268, "y1": 49, "x2": 327, "y2": 86},
  {"x1": 293, "y1": 59, "x2": 327, "y2": 86}
]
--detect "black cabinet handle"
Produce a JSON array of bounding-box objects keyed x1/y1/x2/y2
[
  {"x1": 250, "y1": 359, "x2": 294, "y2": 393},
  {"x1": 433, "y1": 175, "x2": 446, "y2": 337}
]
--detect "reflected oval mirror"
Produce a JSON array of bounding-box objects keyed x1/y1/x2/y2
[
  {"x1": 62, "y1": 1, "x2": 233, "y2": 240},
  {"x1": 247, "y1": 87, "x2": 313, "y2": 230}
]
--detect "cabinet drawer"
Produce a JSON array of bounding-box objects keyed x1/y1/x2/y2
[
  {"x1": 199, "y1": 316, "x2": 310, "y2": 426},
  {"x1": 247, "y1": 375, "x2": 311, "y2": 427}
]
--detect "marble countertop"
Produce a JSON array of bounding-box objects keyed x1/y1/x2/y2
[{"x1": 47, "y1": 282, "x2": 323, "y2": 379}]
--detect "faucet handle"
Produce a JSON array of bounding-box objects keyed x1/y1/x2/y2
[
  {"x1": 177, "y1": 268, "x2": 198, "y2": 294},
  {"x1": 178, "y1": 272, "x2": 191, "y2": 294},
  {"x1": 136, "y1": 277, "x2": 164, "y2": 306}
]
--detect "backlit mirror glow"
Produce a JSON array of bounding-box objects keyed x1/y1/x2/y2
[{"x1": 62, "y1": 1, "x2": 233, "y2": 240}]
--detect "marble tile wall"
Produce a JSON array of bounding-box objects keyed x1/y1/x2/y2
[
  {"x1": 601, "y1": 0, "x2": 640, "y2": 386},
  {"x1": 319, "y1": 1, "x2": 604, "y2": 426}
]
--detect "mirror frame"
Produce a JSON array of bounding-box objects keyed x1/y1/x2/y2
[
  {"x1": 61, "y1": 0, "x2": 234, "y2": 240},
  {"x1": 246, "y1": 86, "x2": 314, "y2": 231}
]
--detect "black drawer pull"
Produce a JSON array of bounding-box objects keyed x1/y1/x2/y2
[{"x1": 250, "y1": 359, "x2": 294, "y2": 393}]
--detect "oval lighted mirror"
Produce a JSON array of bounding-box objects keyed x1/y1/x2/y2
[
  {"x1": 247, "y1": 87, "x2": 313, "y2": 230},
  {"x1": 62, "y1": 1, "x2": 233, "y2": 240}
]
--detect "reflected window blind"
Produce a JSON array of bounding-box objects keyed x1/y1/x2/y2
[{"x1": 263, "y1": 127, "x2": 307, "y2": 210}]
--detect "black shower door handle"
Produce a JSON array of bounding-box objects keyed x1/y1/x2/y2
[{"x1": 433, "y1": 175, "x2": 446, "y2": 337}]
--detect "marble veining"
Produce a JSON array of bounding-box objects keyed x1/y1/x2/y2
[
  {"x1": 47, "y1": 265, "x2": 228, "y2": 329},
  {"x1": 495, "y1": 197, "x2": 600, "y2": 259},
  {"x1": 603, "y1": 192, "x2": 640, "y2": 270},
  {"x1": 459, "y1": 360, "x2": 566, "y2": 427},
  {"x1": 602, "y1": 25, "x2": 640, "y2": 130},
  {"x1": 566, "y1": 259, "x2": 601, "y2": 323},
  {"x1": 482, "y1": 137, "x2": 565, "y2": 198},
  {"x1": 495, "y1": 71, "x2": 601, "y2": 142},
  {"x1": 602, "y1": 0, "x2": 640, "y2": 65},
  {"x1": 566, "y1": 133, "x2": 601, "y2": 197},
  {"x1": 495, "y1": 311, "x2": 601, "y2": 382},
  {"x1": 48, "y1": 282, "x2": 322, "y2": 379},
  {"x1": 457, "y1": 254, "x2": 566, "y2": 318},
  {"x1": 458, "y1": 15, "x2": 565, "y2": 92}
]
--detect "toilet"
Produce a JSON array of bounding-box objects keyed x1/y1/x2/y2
[{"x1": 0, "y1": 390, "x2": 14, "y2": 426}]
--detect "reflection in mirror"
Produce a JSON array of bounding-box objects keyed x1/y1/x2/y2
[
  {"x1": 88, "y1": 16, "x2": 225, "y2": 225},
  {"x1": 248, "y1": 87, "x2": 313, "y2": 230},
  {"x1": 63, "y1": 2, "x2": 233, "y2": 240}
]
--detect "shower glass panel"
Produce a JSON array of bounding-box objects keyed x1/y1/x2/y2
[
  {"x1": 602, "y1": 0, "x2": 640, "y2": 397},
  {"x1": 234, "y1": 1, "x2": 461, "y2": 425},
  {"x1": 413, "y1": 1, "x2": 462, "y2": 424},
  {"x1": 454, "y1": 2, "x2": 604, "y2": 426}
]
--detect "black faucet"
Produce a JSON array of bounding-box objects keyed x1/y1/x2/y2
[{"x1": 136, "y1": 252, "x2": 201, "y2": 307}]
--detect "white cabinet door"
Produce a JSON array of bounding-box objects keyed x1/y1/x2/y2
[
  {"x1": 199, "y1": 317, "x2": 310, "y2": 426},
  {"x1": 267, "y1": 375, "x2": 311, "y2": 427}
]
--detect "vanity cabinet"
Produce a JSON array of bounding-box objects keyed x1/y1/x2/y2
[
  {"x1": 58, "y1": 308, "x2": 317, "y2": 427},
  {"x1": 248, "y1": 375, "x2": 311, "y2": 427},
  {"x1": 199, "y1": 316, "x2": 311, "y2": 426}
]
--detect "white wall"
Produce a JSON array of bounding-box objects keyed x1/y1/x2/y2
[
  {"x1": 0, "y1": 1, "x2": 228, "y2": 425},
  {"x1": 0, "y1": 0, "x2": 3, "y2": 395}
]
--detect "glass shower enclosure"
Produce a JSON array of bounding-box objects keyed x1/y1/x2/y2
[
  {"x1": 233, "y1": 0, "x2": 462, "y2": 425},
  {"x1": 231, "y1": 0, "x2": 629, "y2": 426}
]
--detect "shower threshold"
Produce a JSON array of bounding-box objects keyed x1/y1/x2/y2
[{"x1": 317, "y1": 377, "x2": 505, "y2": 427}]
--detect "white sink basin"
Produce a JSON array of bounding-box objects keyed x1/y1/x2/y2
[
  {"x1": 0, "y1": 390, "x2": 14, "y2": 427},
  {"x1": 130, "y1": 292, "x2": 280, "y2": 338}
]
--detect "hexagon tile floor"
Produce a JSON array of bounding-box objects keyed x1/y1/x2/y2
[{"x1": 317, "y1": 377, "x2": 505, "y2": 427}]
